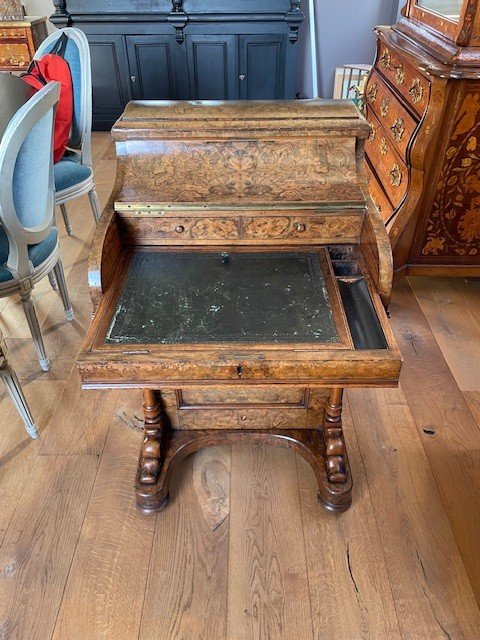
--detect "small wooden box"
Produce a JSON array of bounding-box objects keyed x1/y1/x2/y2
[{"x1": 0, "y1": 17, "x2": 47, "y2": 72}]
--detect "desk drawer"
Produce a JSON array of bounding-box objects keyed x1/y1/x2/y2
[
  {"x1": 365, "y1": 109, "x2": 408, "y2": 209},
  {"x1": 242, "y1": 215, "x2": 362, "y2": 244},
  {"x1": 365, "y1": 70, "x2": 418, "y2": 162},
  {"x1": 121, "y1": 216, "x2": 240, "y2": 244},
  {"x1": 0, "y1": 27, "x2": 27, "y2": 39},
  {"x1": 376, "y1": 42, "x2": 430, "y2": 117},
  {"x1": 0, "y1": 43, "x2": 30, "y2": 68}
]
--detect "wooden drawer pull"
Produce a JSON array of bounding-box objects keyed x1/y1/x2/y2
[
  {"x1": 389, "y1": 164, "x2": 403, "y2": 187},
  {"x1": 390, "y1": 118, "x2": 405, "y2": 143}
]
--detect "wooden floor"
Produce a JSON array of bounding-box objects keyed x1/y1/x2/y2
[{"x1": 1, "y1": 133, "x2": 480, "y2": 639}]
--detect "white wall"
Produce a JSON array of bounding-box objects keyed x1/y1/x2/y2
[{"x1": 24, "y1": 0, "x2": 56, "y2": 31}]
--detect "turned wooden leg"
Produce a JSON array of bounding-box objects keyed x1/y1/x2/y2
[
  {"x1": 323, "y1": 388, "x2": 347, "y2": 484},
  {"x1": 139, "y1": 389, "x2": 163, "y2": 485}
]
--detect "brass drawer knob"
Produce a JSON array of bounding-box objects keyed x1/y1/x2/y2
[
  {"x1": 175, "y1": 224, "x2": 185, "y2": 233},
  {"x1": 295, "y1": 222, "x2": 307, "y2": 232}
]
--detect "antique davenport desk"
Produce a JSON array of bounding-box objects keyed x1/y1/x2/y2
[{"x1": 77, "y1": 100, "x2": 402, "y2": 514}]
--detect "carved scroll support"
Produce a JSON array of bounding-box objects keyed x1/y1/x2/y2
[
  {"x1": 323, "y1": 387, "x2": 347, "y2": 485},
  {"x1": 168, "y1": 0, "x2": 188, "y2": 44}
]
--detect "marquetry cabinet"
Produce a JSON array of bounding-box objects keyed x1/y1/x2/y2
[
  {"x1": 51, "y1": 0, "x2": 305, "y2": 130},
  {"x1": 365, "y1": 0, "x2": 480, "y2": 275},
  {"x1": 0, "y1": 17, "x2": 47, "y2": 71}
]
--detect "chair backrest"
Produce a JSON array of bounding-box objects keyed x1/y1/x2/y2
[
  {"x1": 0, "y1": 82, "x2": 60, "y2": 281},
  {"x1": 35, "y1": 27, "x2": 93, "y2": 167}
]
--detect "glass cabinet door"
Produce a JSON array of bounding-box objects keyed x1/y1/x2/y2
[{"x1": 415, "y1": 0, "x2": 462, "y2": 21}]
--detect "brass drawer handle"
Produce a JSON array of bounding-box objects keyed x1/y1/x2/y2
[
  {"x1": 295, "y1": 222, "x2": 307, "y2": 232},
  {"x1": 409, "y1": 77, "x2": 424, "y2": 104},
  {"x1": 379, "y1": 48, "x2": 391, "y2": 70},
  {"x1": 380, "y1": 98, "x2": 390, "y2": 117},
  {"x1": 390, "y1": 118, "x2": 405, "y2": 143},
  {"x1": 380, "y1": 137, "x2": 388, "y2": 155},
  {"x1": 395, "y1": 64, "x2": 405, "y2": 84},
  {"x1": 175, "y1": 224, "x2": 185, "y2": 233},
  {"x1": 366, "y1": 83, "x2": 378, "y2": 104},
  {"x1": 389, "y1": 164, "x2": 402, "y2": 187},
  {"x1": 368, "y1": 122, "x2": 376, "y2": 142}
]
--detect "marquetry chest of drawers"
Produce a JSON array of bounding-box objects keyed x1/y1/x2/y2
[
  {"x1": 0, "y1": 17, "x2": 47, "y2": 72},
  {"x1": 365, "y1": 0, "x2": 480, "y2": 276}
]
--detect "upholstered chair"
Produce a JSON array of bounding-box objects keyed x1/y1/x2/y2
[
  {"x1": 34, "y1": 27, "x2": 101, "y2": 236},
  {"x1": 0, "y1": 328, "x2": 38, "y2": 438},
  {"x1": 0, "y1": 82, "x2": 73, "y2": 372}
]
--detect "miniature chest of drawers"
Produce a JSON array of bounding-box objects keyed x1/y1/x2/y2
[
  {"x1": 0, "y1": 17, "x2": 47, "y2": 72},
  {"x1": 365, "y1": 0, "x2": 480, "y2": 276}
]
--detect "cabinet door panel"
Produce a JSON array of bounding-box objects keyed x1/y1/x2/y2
[
  {"x1": 186, "y1": 34, "x2": 238, "y2": 100},
  {"x1": 88, "y1": 34, "x2": 130, "y2": 129},
  {"x1": 239, "y1": 34, "x2": 286, "y2": 99},
  {"x1": 126, "y1": 35, "x2": 179, "y2": 100}
]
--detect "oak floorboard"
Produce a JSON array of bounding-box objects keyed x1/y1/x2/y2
[
  {"x1": 0, "y1": 454, "x2": 98, "y2": 640},
  {"x1": 409, "y1": 276, "x2": 480, "y2": 391},
  {"x1": 51, "y1": 391, "x2": 155, "y2": 640},
  {"x1": 227, "y1": 445, "x2": 313, "y2": 640},
  {"x1": 0, "y1": 380, "x2": 64, "y2": 545},
  {"x1": 389, "y1": 277, "x2": 480, "y2": 605},
  {"x1": 297, "y1": 398, "x2": 402, "y2": 640},
  {"x1": 348, "y1": 387, "x2": 480, "y2": 640},
  {"x1": 139, "y1": 448, "x2": 231, "y2": 640},
  {"x1": 464, "y1": 391, "x2": 480, "y2": 430}
]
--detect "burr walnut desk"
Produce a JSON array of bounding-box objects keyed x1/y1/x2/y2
[{"x1": 77, "y1": 100, "x2": 402, "y2": 514}]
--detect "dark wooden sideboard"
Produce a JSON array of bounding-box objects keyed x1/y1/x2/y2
[{"x1": 50, "y1": 0, "x2": 305, "y2": 129}]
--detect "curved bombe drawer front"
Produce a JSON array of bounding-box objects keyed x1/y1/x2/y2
[
  {"x1": 365, "y1": 108, "x2": 408, "y2": 209},
  {"x1": 365, "y1": 70, "x2": 418, "y2": 162},
  {"x1": 365, "y1": 161, "x2": 394, "y2": 223},
  {"x1": 117, "y1": 209, "x2": 364, "y2": 245},
  {"x1": 375, "y1": 41, "x2": 430, "y2": 118}
]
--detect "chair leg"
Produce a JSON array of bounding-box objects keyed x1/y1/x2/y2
[
  {"x1": 59, "y1": 204, "x2": 72, "y2": 236},
  {"x1": 48, "y1": 270, "x2": 57, "y2": 290},
  {"x1": 20, "y1": 291, "x2": 50, "y2": 372},
  {"x1": 1, "y1": 366, "x2": 38, "y2": 438},
  {"x1": 53, "y1": 259, "x2": 74, "y2": 321},
  {"x1": 88, "y1": 187, "x2": 101, "y2": 223}
]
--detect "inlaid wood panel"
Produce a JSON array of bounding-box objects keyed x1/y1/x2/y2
[
  {"x1": 177, "y1": 406, "x2": 308, "y2": 429},
  {"x1": 0, "y1": 42, "x2": 29, "y2": 68},
  {"x1": 0, "y1": 27, "x2": 26, "y2": 39},
  {"x1": 376, "y1": 41, "x2": 430, "y2": 117},
  {"x1": 365, "y1": 109, "x2": 408, "y2": 209},
  {"x1": 120, "y1": 216, "x2": 240, "y2": 244},
  {"x1": 365, "y1": 69, "x2": 419, "y2": 162},
  {"x1": 242, "y1": 214, "x2": 362, "y2": 243},
  {"x1": 179, "y1": 386, "x2": 307, "y2": 406}
]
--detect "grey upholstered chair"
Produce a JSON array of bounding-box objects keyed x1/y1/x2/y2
[
  {"x1": 0, "y1": 81, "x2": 73, "y2": 372},
  {"x1": 34, "y1": 27, "x2": 101, "y2": 236},
  {"x1": 0, "y1": 328, "x2": 38, "y2": 438}
]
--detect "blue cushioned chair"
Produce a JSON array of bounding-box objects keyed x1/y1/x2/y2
[
  {"x1": 0, "y1": 82, "x2": 73, "y2": 372},
  {"x1": 34, "y1": 27, "x2": 101, "y2": 236}
]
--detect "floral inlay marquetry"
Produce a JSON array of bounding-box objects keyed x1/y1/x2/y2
[
  {"x1": 366, "y1": 83, "x2": 378, "y2": 104},
  {"x1": 380, "y1": 98, "x2": 390, "y2": 117},
  {"x1": 379, "y1": 48, "x2": 391, "y2": 70},
  {"x1": 380, "y1": 138, "x2": 388, "y2": 156},
  {"x1": 390, "y1": 118, "x2": 405, "y2": 143},
  {"x1": 395, "y1": 64, "x2": 405, "y2": 85},
  {"x1": 408, "y1": 78, "x2": 424, "y2": 105},
  {"x1": 422, "y1": 92, "x2": 480, "y2": 257},
  {"x1": 389, "y1": 164, "x2": 402, "y2": 187}
]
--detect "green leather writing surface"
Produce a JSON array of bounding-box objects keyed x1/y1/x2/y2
[{"x1": 105, "y1": 251, "x2": 339, "y2": 345}]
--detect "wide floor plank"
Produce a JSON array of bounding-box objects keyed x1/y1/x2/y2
[
  {"x1": 297, "y1": 399, "x2": 402, "y2": 640},
  {"x1": 389, "y1": 278, "x2": 480, "y2": 604},
  {"x1": 348, "y1": 387, "x2": 480, "y2": 639}
]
